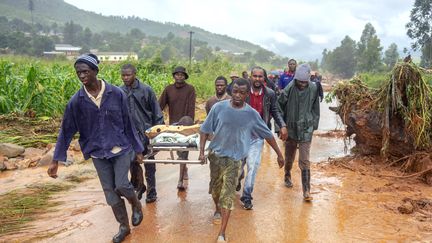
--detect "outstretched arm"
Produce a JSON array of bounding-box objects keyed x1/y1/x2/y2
[
  {"x1": 265, "y1": 136, "x2": 285, "y2": 168},
  {"x1": 199, "y1": 131, "x2": 209, "y2": 162}
]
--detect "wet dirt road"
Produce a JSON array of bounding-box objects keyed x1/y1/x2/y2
[{"x1": 1, "y1": 99, "x2": 431, "y2": 242}]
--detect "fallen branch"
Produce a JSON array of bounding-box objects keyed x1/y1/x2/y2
[
  {"x1": 338, "y1": 162, "x2": 356, "y2": 171},
  {"x1": 384, "y1": 155, "x2": 410, "y2": 168},
  {"x1": 379, "y1": 168, "x2": 432, "y2": 179}
]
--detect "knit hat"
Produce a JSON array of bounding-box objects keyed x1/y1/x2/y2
[
  {"x1": 293, "y1": 63, "x2": 311, "y2": 81},
  {"x1": 75, "y1": 53, "x2": 100, "y2": 72},
  {"x1": 172, "y1": 66, "x2": 189, "y2": 80}
]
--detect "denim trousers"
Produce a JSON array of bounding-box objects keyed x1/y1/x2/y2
[{"x1": 240, "y1": 138, "x2": 264, "y2": 201}]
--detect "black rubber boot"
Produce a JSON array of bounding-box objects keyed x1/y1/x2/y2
[
  {"x1": 127, "y1": 195, "x2": 143, "y2": 226},
  {"x1": 111, "y1": 200, "x2": 131, "y2": 243},
  {"x1": 301, "y1": 170, "x2": 312, "y2": 201}
]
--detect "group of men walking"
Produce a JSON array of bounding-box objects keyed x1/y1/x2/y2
[{"x1": 47, "y1": 53, "x2": 321, "y2": 243}]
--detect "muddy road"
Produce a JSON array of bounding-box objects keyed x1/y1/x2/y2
[{"x1": 1, "y1": 99, "x2": 431, "y2": 242}]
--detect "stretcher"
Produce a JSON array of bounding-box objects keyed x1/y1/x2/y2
[{"x1": 141, "y1": 125, "x2": 208, "y2": 165}]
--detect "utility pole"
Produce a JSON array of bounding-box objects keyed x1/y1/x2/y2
[
  {"x1": 189, "y1": 31, "x2": 194, "y2": 68},
  {"x1": 28, "y1": 0, "x2": 34, "y2": 27}
]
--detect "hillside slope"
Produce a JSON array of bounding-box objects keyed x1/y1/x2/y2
[{"x1": 0, "y1": 0, "x2": 262, "y2": 53}]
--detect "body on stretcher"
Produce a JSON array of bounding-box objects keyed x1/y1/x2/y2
[{"x1": 141, "y1": 126, "x2": 209, "y2": 165}]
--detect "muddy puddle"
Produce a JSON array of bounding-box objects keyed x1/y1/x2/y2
[{"x1": 1, "y1": 99, "x2": 431, "y2": 242}]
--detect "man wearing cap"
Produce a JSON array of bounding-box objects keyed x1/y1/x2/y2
[
  {"x1": 120, "y1": 63, "x2": 164, "y2": 203},
  {"x1": 277, "y1": 63, "x2": 320, "y2": 201},
  {"x1": 226, "y1": 72, "x2": 239, "y2": 96},
  {"x1": 159, "y1": 66, "x2": 196, "y2": 190},
  {"x1": 47, "y1": 54, "x2": 144, "y2": 242}
]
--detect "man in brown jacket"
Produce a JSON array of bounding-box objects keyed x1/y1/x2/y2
[{"x1": 159, "y1": 66, "x2": 196, "y2": 190}]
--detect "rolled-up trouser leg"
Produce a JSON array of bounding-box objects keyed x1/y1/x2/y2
[
  {"x1": 284, "y1": 139, "x2": 298, "y2": 182},
  {"x1": 208, "y1": 152, "x2": 241, "y2": 210}
]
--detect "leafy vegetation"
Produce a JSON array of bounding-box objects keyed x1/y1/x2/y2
[
  {"x1": 328, "y1": 62, "x2": 432, "y2": 157},
  {"x1": 406, "y1": 0, "x2": 432, "y2": 68},
  {"x1": 0, "y1": 55, "x2": 238, "y2": 117}
]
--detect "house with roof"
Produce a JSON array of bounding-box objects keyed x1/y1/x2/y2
[
  {"x1": 96, "y1": 52, "x2": 138, "y2": 62},
  {"x1": 49, "y1": 44, "x2": 82, "y2": 59}
]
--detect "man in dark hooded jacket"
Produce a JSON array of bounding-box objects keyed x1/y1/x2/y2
[{"x1": 278, "y1": 63, "x2": 320, "y2": 201}]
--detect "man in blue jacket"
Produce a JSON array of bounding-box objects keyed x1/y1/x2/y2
[
  {"x1": 121, "y1": 63, "x2": 164, "y2": 203},
  {"x1": 47, "y1": 54, "x2": 144, "y2": 243},
  {"x1": 278, "y1": 59, "x2": 297, "y2": 90}
]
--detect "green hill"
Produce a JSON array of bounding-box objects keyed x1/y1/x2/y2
[{"x1": 0, "y1": 0, "x2": 262, "y2": 53}]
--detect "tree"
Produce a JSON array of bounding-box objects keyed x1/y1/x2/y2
[
  {"x1": 321, "y1": 49, "x2": 328, "y2": 70},
  {"x1": 253, "y1": 49, "x2": 275, "y2": 63},
  {"x1": 325, "y1": 36, "x2": 357, "y2": 78},
  {"x1": 194, "y1": 46, "x2": 213, "y2": 61},
  {"x1": 383, "y1": 43, "x2": 399, "y2": 69},
  {"x1": 357, "y1": 23, "x2": 383, "y2": 72},
  {"x1": 81, "y1": 27, "x2": 92, "y2": 47},
  {"x1": 406, "y1": 0, "x2": 432, "y2": 67},
  {"x1": 128, "y1": 28, "x2": 146, "y2": 40},
  {"x1": 420, "y1": 42, "x2": 432, "y2": 67},
  {"x1": 63, "y1": 21, "x2": 82, "y2": 45},
  {"x1": 31, "y1": 35, "x2": 54, "y2": 56},
  {"x1": 160, "y1": 45, "x2": 177, "y2": 62},
  {"x1": 51, "y1": 22, "x2": 58, "y2": 35}
]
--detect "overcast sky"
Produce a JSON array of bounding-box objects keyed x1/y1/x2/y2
[{"x1": 64, "y1": 0, "x2": 415, "y2": 61}]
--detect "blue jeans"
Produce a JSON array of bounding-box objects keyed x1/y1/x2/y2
[{"x1": 240, "y1": 138, "x2": 264, "y2": 201}]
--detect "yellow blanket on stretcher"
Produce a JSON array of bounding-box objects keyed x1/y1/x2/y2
[{"x1": 145, "y1": 124, "x2": 200, "y2": 139}]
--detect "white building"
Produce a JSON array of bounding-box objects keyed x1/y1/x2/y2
[
  {"x1": 97, "y1": 52, "x2": 138, "y2": 62},
  {"x1": 54, "y1": 44, "x2": 82, "y2": 59}
]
